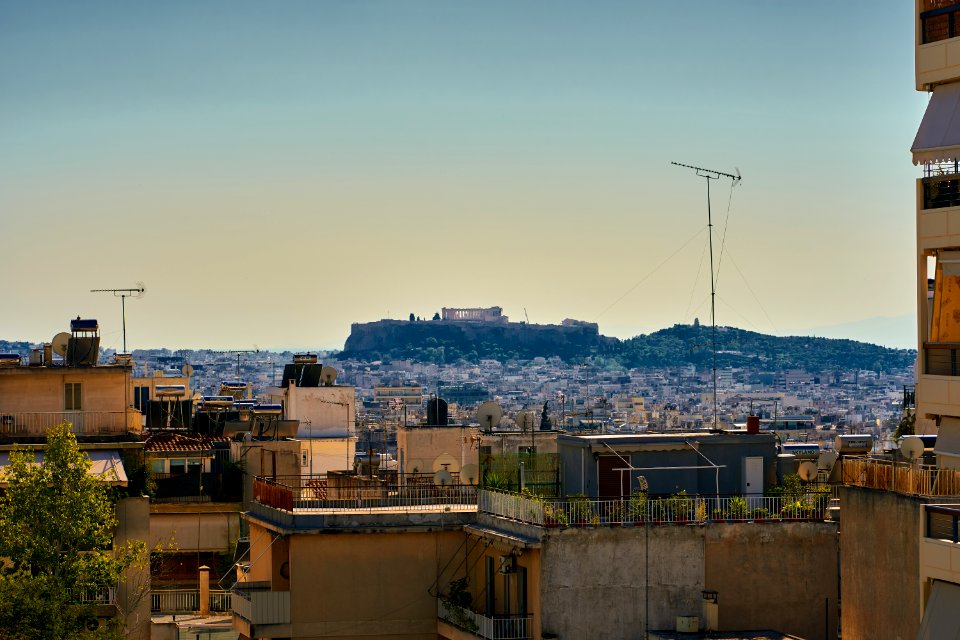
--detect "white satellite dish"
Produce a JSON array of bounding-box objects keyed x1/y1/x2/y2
[
  {"x1": 182, "y1": 364, "x2": 195, "y2": 377},
  {"x1": 461, "y1": 463, "x2": 479, "y2": 485},
  {"x1": 51, "y1": 332, "x2": 71, "y2": 357},
  {"x1": 406, "y1": 458, "x2": 426, "y2": 475},
  {"x1": 477, "y1": 401, "x2": 503, "y2": 432},
  {"x1": 817, "y1": 451, "x2": 838, "y2": 471},
  {"x1": 320, "y1": 365, "x2": 338, "y2": 386},
  {"x1": 433, "y1": 469, "x2": 452, "y2": 486},
  {"x1": 900, "y1": 436, "x2": 925, "y2": 461},
  {"x1": 798, "y1": 461, "x2": 818, "y2": 482},
  {"x1": 433, "y1": 453, "x2": 459, "y2": 473},
  {"x1": 516, "y1": 410, "x2": 536, "y2": 433}
]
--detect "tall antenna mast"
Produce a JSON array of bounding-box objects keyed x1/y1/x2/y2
[
  {"x1": 671, "y1": 162, "x2": 741, "y2": 431},
  {"x1": 90, "y1": 282, "x2": 146, "y2": 353}
]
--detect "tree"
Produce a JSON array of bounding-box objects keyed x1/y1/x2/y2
[
  {"x1": 432, "y1": 312, "x2": 440, "y2": 321},
  {"x1": 409, "y1": 313, "x2": 415, "y2": 321},
  {"x1": 0, "y1": 423, "x2": 145, "y2": 639}
]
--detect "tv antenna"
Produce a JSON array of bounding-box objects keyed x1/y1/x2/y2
[
  {"x1": 214, "y1": 348, "x2": 260, "y2": 379},
  {"x1": 90, "y1": 282, "x2": 145, "y2": 353},
  {"x1": 671, "y1": 162, "x2": 741, "y2": 432}
]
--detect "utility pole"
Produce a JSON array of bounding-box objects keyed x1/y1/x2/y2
[
  {"x1": 671, "y1": 162, "x2": 741, "y2": 431},
  {"x1": 90, "y1": 283, "x2": 145, "y2": 353}
]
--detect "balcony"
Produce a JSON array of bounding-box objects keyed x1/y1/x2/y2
[
  {"x1": 478, "y1": 489, "x2": 829, "y2": 527},
  {"x1": 231, "y1": 589, "x2": 290, "y2": 626},
  {"x1": 842, "y1": 457, "x2": 960, "y2": 496},
  {"x1": 921, "y1": 505, "x2": 960, "y2": 588},
  {"x1": 925, "y1": 343, "x2": 960, "y2": 375},
  {"x1": 922, "y1": 2, "x2": 960, "y2": 44},
  {"x1": 0, "y1": 410, "x2": 141, "y2": 437},
  {"x1": 253, "y1": 473, "x2": 478, "y2": 513},
  {"x1": 438, "y1": 600, "x2": 532, "y2": 640},
  {"x1": 923, "y1": 171, "x2": 960, "y2": 210},
  {"x1": 151, "y1": 588, "x2": 232, "y2": 614}
]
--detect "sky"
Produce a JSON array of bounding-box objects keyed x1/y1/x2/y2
[{"x1": 0, "y1": 1, "x2": 926, "y2": 351}]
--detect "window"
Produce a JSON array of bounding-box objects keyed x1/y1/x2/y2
[
  {"x1": 485, "y1": 556, "x2": 496, "y2": 614},
  {"x1": 134, "y1": 386, "x2": 150, "y2": 411},
  {"x1": 169, "y1": 461, "x2": 186, "y2": 475},
  {"x1": 302, "y1": 451, "x2": 308, "y2": 467},
  {"x1": 64, "y1": 383, "x2": 82, "y2": 411},
  {"x1": 149, "y1": 459, "x2": 165, "y2": 474}
]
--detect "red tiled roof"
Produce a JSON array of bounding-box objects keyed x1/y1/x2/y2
[{"x1": 144, "y1": 433, "x2": 230, "y2": 453}]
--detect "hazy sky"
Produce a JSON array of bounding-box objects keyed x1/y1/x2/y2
[{"x1": 0, "y1": 1, "x2": 925, "y2": 350}]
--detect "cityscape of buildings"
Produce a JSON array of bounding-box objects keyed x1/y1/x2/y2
[{"x1": 8, "y1": 3, "x2": 960, "y2": 640}]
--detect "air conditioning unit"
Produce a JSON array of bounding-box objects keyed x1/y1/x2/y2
[{"x1": 498, "y1": 555, "x2": 516, "y2": 574}]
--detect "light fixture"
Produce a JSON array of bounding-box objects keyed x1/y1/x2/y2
[{"x1": 701, "y1": 589, "x2": 718, "y2": 604}]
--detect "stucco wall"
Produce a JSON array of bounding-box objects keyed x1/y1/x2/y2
[
  {"x1": 705, "y1": 522, "x2": 838, "y2": 640},
  {"x1": 286, "y1": 530, "x2": 463, "y2": 639},
  {"x1": 398, "y1": 425, "x2": 478, "y2": 476},
  {"x1": 538, "y1": 526, "x2": 704, "y2": 639},
  {"x1": 0, "y1": 367, "x2": 129, "y2": 413},
  {"x1": 839, "y1": 486, "x2": 924, "y2": 640}
]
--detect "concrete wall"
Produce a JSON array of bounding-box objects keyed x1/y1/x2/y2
[
  {"x1": 480, "y1": 431, "x2": 558, "y2": 456},
  {"x1": 840, "y1": 486, "x2": 925, "y2": 640},
  {"x1": 299, "y1": 437, "x2": 355, "y2": 475},
  {"x1": 149, "y1": 503, "x2": 241, "y2": 553},
  {"x1": 398, "y1": 425, "x2": 478, "y2": 476},
  {"x1": 268, "y1": 384, "x2": 356, "y2": 438},
  {"x1": 705, "y1": 522, "x2": 838, "y2": 640},
  {"x1": 115, "y1": 496, "x2": 151, "y2": 640},
  {"x1": 0, "y1": 366, "x2": 130, "y2": 413},
  {"x1": 285, "y1": 530, "x2": 462, "y2": 639}
]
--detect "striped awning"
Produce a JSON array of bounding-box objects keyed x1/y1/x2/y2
[{"x1": 913, "y1": 82, "x2": 960, "y2": 165}]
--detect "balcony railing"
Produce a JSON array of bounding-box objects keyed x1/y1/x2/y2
[
  {"x1": 478, "y1": 490, "x2": 828, "y2": 527},
  {"x1": 253, "y1": 474, "x2": 478, "y2": 512},
  {"x1": 0, "y1": 410, "x2": 140, "y2": 436},
  {"x1": 921, "y1": 3, "x2": 960, "y2": 44},
  {"x1": 231, "y1": 589, "x2": 290, "y2": 626},
  {"x1": 68, "y1": 586, "x2": 116, "y2": 605},
  {"x1": 438, "y1": 600, "x2": 533, "y2": 640},
  {"x1": 151, "y1": 589, "x2": 232, "y2": 613},
  {"x1": 924, "y1": 343, "x2": 960, "y2": 376},
  {"x1": 926, "y1": 505, "x2": 960, "y2": 542},
  {"x1": 842, "y1": 457, "x2": 960, "y2": 496},
  {"x1": 923, "y1": 175, "x2": 960, "y2": 209}
]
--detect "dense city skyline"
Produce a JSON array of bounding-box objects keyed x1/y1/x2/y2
[{"x1": 1, "y1": 1, "x2": 922, "y2": 350}]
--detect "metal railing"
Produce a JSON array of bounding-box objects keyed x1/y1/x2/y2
[
  {"x1": 68, "y1": 586, "x2": 116, "y2": 605},
  {"x1": 921, "y1": 3, "x2": 960, "y2": 44},
  {"x1": 478, "y1": 490, "x2": 829, "y2": 527},
  {"x1": 926, "y1": 505, "x2": 960, "y2": 542},
  {"x1": 0, "y1": 411, "x2": 138, "y2": 436},
  {"x1": 438, "y1": 600, "x2": 533, "y2": 640},
  {"x1": 924, "y1": 343, "x2": 960, "y2": 375},
  {"x1": 254, "y1": 474, "x2": 478, "y2": 512},
  {"x1": 231, "y1": 589, "x2": 290, "y2": 625},
  {"x1": 842, "y1": 457, "x2": 960, "y2": 496},
  {"x1": 150, "y1": 589, "x2": 232, "y2": 613}
]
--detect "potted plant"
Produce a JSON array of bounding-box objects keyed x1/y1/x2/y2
[
  {"x1": 628, "y1": 490, "x2": 647, "y2": 525},
  {"x1": 668, "y1": 490, "x2": 692, "y2": 523},
  {"x1": 569, "y1": 494, "x2": 594, "y2": 527},
  {"x1": 727, "y1": 496, "x2": 748, "y2": 522}
]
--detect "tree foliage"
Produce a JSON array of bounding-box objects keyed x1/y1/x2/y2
[{"x1": 0, "y1": 423, "x2": 144, "y2": 640}]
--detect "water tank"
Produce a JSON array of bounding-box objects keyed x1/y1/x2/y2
[
  {"x1": 427, "y1": 398, "x2": 448, "y2": 426},
  {"x1": 834, "y1": 434, "x2": 873, "y2": 455},
  {"x1": 0, "y1": 354, "x2": 20, "y2": 368},
  {"x1": 747, "y1": 415, "x2": 760, "y2": 434},
  {"x1": 29, "y1": 349, "x2": 43, "y2": 366}
]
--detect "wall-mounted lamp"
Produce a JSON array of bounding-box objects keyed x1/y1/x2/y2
[{"x1": 701, "y1": 589, "x2": 719, "y2": 604}]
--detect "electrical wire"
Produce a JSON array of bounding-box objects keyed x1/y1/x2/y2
[
  {"x1": 714, "y1": 179, "x2": 737, "y2": 289},
  {"x1": 594, "y1": 225, "x2": 708, "y2": 321},
  {"x1": 682, "y1": 238, "x2": 711, "y2": 323},
  {"x1": 723, "y1": 250, "x2": 778, "y2": 332}
]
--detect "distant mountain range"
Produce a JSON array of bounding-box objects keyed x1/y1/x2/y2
[{"x1": 341, "y1": 319, "x2": 916, "y2": 372}]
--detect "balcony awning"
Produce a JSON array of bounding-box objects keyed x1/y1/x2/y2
[
  {"x1": 912, "y1": 82, "x2": 960, "y2": 165},
  {"x1": 0, "y1": 450, "x2": 128, "y2": 486},
  {"x1": 917, "y1": 579, "x2": 960, "y2": 640},
  {"x1": 935, "y1": 417, "x2": 960, "y2": 471}
]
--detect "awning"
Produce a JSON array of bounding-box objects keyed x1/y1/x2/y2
[
  {"x1": 917, "y1": 579, "x2": 960, "y2": 640},
  {"x1": 0, "y1": 450, "x2": 128, "y2": 486},
  {"x1": 936, "y1": 417, "x2": 960, "y2": 471},
  {"x1": 913, "y1": 83, "x2": 960, "y2": 165}
]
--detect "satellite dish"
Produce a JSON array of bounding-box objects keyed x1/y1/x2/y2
[
  {"x1": 320, "y1": 366, "x2": 338, "y2": 386},
  {"x1": 433, "y1": 469, "x2": 452, "y2": 486},
  {"x1": 461, "y1": 463, "x2": 479, "y2": 485},
  {"x1": 182, "y1": 364, "x2": 195, "y2": 376},
  {"x1": 476, "y1": 401, "x2": 503, "y2": 432},
  {"x1": 51, "y1": 332, "x2": 71, "y2": 357},
  {"x1": 433, "y1": 453, "x2": 459, "y2": 473},
  {"x1": 798, "y1": 461, "x2": 818, "y2": 482},
  {"x1": 900, "y1": 436, "x2": 925, "y2": 461},
  {"x1": 817, "y1": 451, "x2": 838, "y2": 471},
  {"x1": 516, "y1": 411, "x2": 536, "y2": 432},
  {"x1": 406, "y1": 458, "x2": 426, "y2": 475}
]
